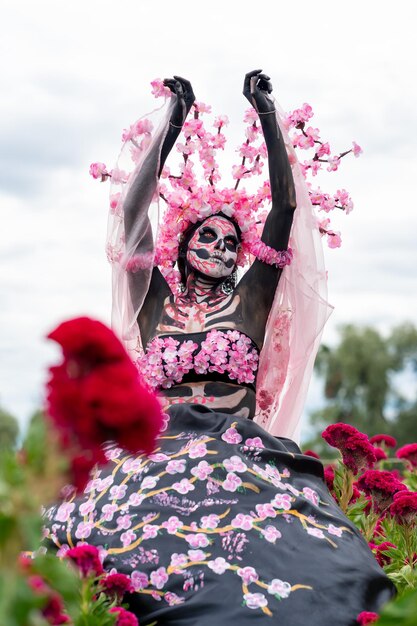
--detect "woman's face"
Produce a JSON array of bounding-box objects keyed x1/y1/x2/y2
[{"x1": 186, "y1": 216, "x2": 239, "y2": 279}]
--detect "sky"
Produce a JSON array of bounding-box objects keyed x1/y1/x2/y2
[{"x1": 1, "y1": 0, "x2": 417, "y2": 434}]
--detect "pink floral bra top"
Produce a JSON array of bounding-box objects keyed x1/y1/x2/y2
[{"x1": 138, "y1": 329, "x2": 260, "y2": 391}]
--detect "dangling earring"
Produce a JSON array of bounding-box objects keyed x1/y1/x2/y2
[{"x1": 221, "y1": 270, "x2": 237, "y2": 295}]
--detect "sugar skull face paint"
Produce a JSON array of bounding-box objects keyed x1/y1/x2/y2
[{"x1": 186, "y1": 216, "x2": 239, "y2": 279}]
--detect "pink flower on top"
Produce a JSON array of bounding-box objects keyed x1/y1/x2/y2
[
  {"x1": 172, "y1": 479, "x2": 195, "y2": 494},
  {"x1": 116, "y1": 515, "x2": 132, "y2": 530},
  {"x1": 327, "y1": 231, "x2": 342, "y2": 249},
  {"x1": 245, "y1": 437, "x2": 265, "y2": 448},
  {"x1": 243, "y1": 108, "x2": 258, "y2": 123},
  {"x1": 191, "y1": 460, "x2": 213, "y2": 480},
  {"x1": 255, "y1": 503, "x2": 277, "y2": 520},
  {"x1": 356, "y1": 611, "x2": 379, "y2": 625},
  {"x1": 213, "y1": 115, "x2": 229, "y2": 128},
  {"x1": 170, "y1": 553, "x2": 188, "y2": 568},
  {"x1": 370, "y1": 434, "x2": 397, "y2": 448},
  {"x1": 267, "y1": 578, "x2": 291, "y2": 598},
  {"x1": 272, "y1": 494, "x2": 292, "y2": 510},
  {"x1": 143, "y1": 524, "x2": 159, "y2": 539},
  {"x1": 131, "y1": 571, "x2": 149, "y2": 590},
  {"x1": 200, "y1": 514, "x2": 220, "y2": 529},
  {"x1": 162, "y1": 516, "x2": 183, "y2": 534},
  {"x1": 352, "y1": 142, "x2": 363, "y2": 157},
  {"x1": 263, "y1": 526, "x2": 282, "y2": 543},
  {"x1": 222, "y1": 472, "x2": 242, "y2": 492},
  {"x1": 223, "y1": 456, "x2": 247, "y2": 473},
  {"x1": 189, "y1": 442, "x2": 208, "y2": 459},
  {"x1": 110, "y1": 485, "x2": 127, "y2": 500},
  {"x1": 188, "y1": 549, "x2": 206, "y2": 561},
  {"x1": 231, "y1": 513, "x2": 254, "y2": 530},
  {"x1": 89, "y1": 162, "x2": 108, "y2": 180},
  {"x1": 208, "y1": 557, "x2": 230, "y2": 574},
  {"x1": 307, "y1": 527, "x2": 325, "y2": 539},
  {"x1": 302, "y1": 487, "x2": 319, "y2": 506},
  {"x1": 328, "y1": 524, "x2": 343, "y2": 537},
  {"x1": 121, "y1": 530, "x2": 137, "y2": 547},
  {"x1": 222, "y1": 427, "x2": 242, "y2": 444},
  {"x1": 327, "y1": 156, "x2": 341, "y2": 172},
  {"x1": 166, "y1": 459, "x2": 187, "y2": 474},
  {"x1": 396, "y1": 443, "x2": 417, "y2": 468},
  {"x1": 244, "y1": 593, "x2": 268, "y2": 610},
  {"x1": 150, "y1": 567, "x2": 169, "y2": 589},
  {"x1": 150, "y1": 79, "x2": 172, "y2": 99},
  {"x1": 185, "y1": 533, "x2": 210, "y2": 548},
  {"x1": 237, "y1": 566, "x2": 259, "y2": 585},
  {"x1": 315, "y1": 142, "x2": 331, "y2": 158},
  {"x1": 55, "y1": 502, "x2": 75, "y2": 523}
]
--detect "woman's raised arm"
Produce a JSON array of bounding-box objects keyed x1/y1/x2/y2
[{"x1": 238, "y1": 70, "x2": 296, "y2": 346}]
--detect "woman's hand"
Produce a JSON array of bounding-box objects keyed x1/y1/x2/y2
[
  {"x1": 164, "y1": 75, "x2": 195, "y2": 127},
  {"x1": 243, "y1": 69, "x2": 275, "y2": 114}
]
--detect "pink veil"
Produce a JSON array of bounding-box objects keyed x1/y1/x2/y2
[{"x1": 106, "y1": 97, "x2": 332, "y2": 443}]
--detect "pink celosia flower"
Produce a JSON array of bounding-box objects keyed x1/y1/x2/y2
[
  {"x1": 396, "y1": 443, "x2": 417, "y2": 468},
  {"x1": 100, "y1": 573, "x2": 133, "y2": 600},
  {"x1": 356, "y1": 611, "x2": 379, "y2": 625},
  {"x1": 322, "y1": 423, "x2": 376, "y2": 474},
  {"x1": 390, "y1": 491, "x2": 417, "y2": 525},
  {"x1": 370, "y1": 434, "x2": 397, "y2": 448},
  {"x1": 358, "y1": 470, "x2": 407, "y2": 513},
  {"x1": 65, "y1": 544, "x2": 103, "y2": 578}
]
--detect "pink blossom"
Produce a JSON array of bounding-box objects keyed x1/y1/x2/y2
[
  {"x1": 271, "y1": 494, "x2": 292, "y2": 510},
  {"x1": 109, "y1": 193, "x2": 122, "y2": 215},
  {"x1": 255, "y1": 503, "x2": 277, "y2": 520},
  {"x1": 166, "y1": 459, "x2": 187, "y2": 474},
  {"x1": 213, "y1": 115, "x2": 229, "y2": 128},
  {"x1": 328, "y1": 524, "x2": 343, "y2": 537},
  {"x1": 102, "y1": 503, "x2": 118, "y2": 521},
  {"x1": 243, "y1": 593, "x2": 268, "y2": 610},
  {"x1": 307, "y1": 527, "x2": 325, "y2": 539},
  {"x1": 267, "y1": 578, "x2": 291, "y2": 598},
  {"x1": 352, "y1": 141, "x2": 363, "y2": 157},
  {"x1": 231, "y1": 513, "x2": 254, "y2": 530},
  {"x1": 195, "y1": 101, "x2": 212, "y2": 114},
  {"x1": 189, "y1": 442, "x2": 208, "y2": 459},
  {"x1": 185, "y1": 533, "x2": 210, "y2": 548},
  {"x1": 245, "y1": 437, "x2": 264, "y2": 448},
  {"x1": 128, "y1": 493, "x2": 144, "y2": 506},
  {"x1": 150, "y1": 79, "x2": 172, "y2": 99},
  {"x1": 121, "y1": 530, "x2": 137, "y2": 547},
  {"x1": 55, "y1": 502, "x2": 75, "y2": 523},
  {"x1": 116, "y1": 515, "x2": 132, "y2": 530},
  {"x1": 208, "y1": 557, "x2": 230, "y2": 574},
  {"x1": 237, "y1": 566, "x2": 259, "y2": 585},
  {"x1": 315, "y1": 142, "x2": 330, "y2": 158},
  {"x1": 243, "y1": 108, "x2": 258, "y2": 123},
  {"x1": 170, "y1": 553, "x2": 188, "y2": 568},
  {"x1": 165, "y1": 592, "x2": 185, "y2": 606},
  {"x1": 223, "y1": 455, "x2": 247, "y2": 473},
  {"x1": 75, "y1": 521, "x2": 93, "y2": 539},
  {"x1": 141, "y1": 476, "x2": 159, "y2": 490},
  {"x1": 327, "y1": 156, "x2": 341, "y2": 172},
  {"x1": 221, "y1": 426, "x2": 242, "y2": 444},
  {"x1": 162, "y1": 516, "x2": 183, "y2": 534},
  {"x1": 110, "y1": 168, "x2": 128, "y2": 184},
  {"x1": 187, "y1": 549, "x2": 206, "y2": 561},
  {"x1": 327, "y1": 231, "x2": 342, "y2": 249},
  {"x1": 142, "y1": 524, "x2": 159, "y2": 539},
  {"x1": 302, "y1": 487, "x2": 319, "y2": 506},
  {"x1": 150, "y1": 567, "x2": 169, "y2": 590},
  {"x1": 222, "y1": 472, "x2": 242, "y2": 492},
  {"x1": 131, "y1": 571, "x2": 149, "y2": 591},
  {"x1": 263, "y1": 525, "x2": 282, "y2": 543},
  {"x1": 191, "y1": 460, "x2": 213, "y2": 480},
  {"x1": 200, "y1": 514, "x2": 220, "y2": 529},
  {"x1": 172, "y1": 479, "x2": 195, "y2": 494},
  {"x1": 89, "y1": 162, "x2": 108, "y2": 180}
]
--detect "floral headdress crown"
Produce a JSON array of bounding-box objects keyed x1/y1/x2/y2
[{"x1": 91, "y1": 79, "x2": 362, "y2": 289}]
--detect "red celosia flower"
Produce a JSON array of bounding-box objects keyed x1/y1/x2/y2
[
  {"x1": 390, "y1": 491, "x2": 417, "y2": 526},
  {"x1": 303, "y1": 449, "x2": 320, "y2": 459},
  {"x1": 373, "y1": 447, "x2": 387, "y2": 462},
  {"x1": 357, "y1": 611, "x2": 379, "y2": 624},
  {"x1": 43, "y1": 594, "x2": 70, "y2": 625},
  {"x1": 65, "y1": 544, "x2": 104, "y2": 578},
  {"x1": 100, "y1": 573, "x2": 134, "y2": 600},
  {"x1": 396, "y1": 443, "x2": 417, "y2": 469},
  {"x1": 323, "y1": 465, "x2": 335, "y2": 491},
  {"x1": 357, "y1": 470, "x2": 408, "y2": 513},
  {"x1": 109, "y1": 606, "x2": 139, "y2": 626},
  {"x1": 350, "y1": 484, "x2": 361, "y2": 504},
  {"x1": 322, "y1": 424, "x2": 376, "y2": 474},
  {"x1": 369, "y1": 434, "x2": 396, "y2": 448},
  {"x1": 46, "y1": 317, "x2": 164, "y2": 490},
  {"x1": 373, "y1": 541, "x2": 397, "y2": 567}
]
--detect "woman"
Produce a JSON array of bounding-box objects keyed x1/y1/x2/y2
[{"x1": 45, "y1": 71, "x2": 394, "y2": 624}]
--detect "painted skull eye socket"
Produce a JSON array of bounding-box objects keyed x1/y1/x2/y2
[
  {"x1": 224, "y1": 236, "x2": 238, "y2": 252},
  {"x1": 198, "y1": 227, "x2": 217, "y2": 242}
]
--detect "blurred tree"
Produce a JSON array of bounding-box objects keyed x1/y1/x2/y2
[
  {"x1": 305, "y1": 322, "x2": 417, "y2": 453},
  {"x1": 0, "y1": 406, "x2": 19, "y2": 451}
]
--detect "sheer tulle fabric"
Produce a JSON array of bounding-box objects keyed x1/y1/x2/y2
[{"x1": 106, "y1": 97, "x2": 332, "y2": 442}]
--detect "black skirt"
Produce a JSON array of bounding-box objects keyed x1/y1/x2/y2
[{"x1": 44, "y1": 405, "x2": 394, "y2": 625}]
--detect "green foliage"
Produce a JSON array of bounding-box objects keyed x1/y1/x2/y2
[
  {"x1": 0, "y1": 406, "x2": 19, "y2": 451},
  {"x1": 310, "y1": 322, "x2": 417, "y2": 446},
  {"x1": 378, "y1": 586, "x2": 417, "y2": 626}
]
